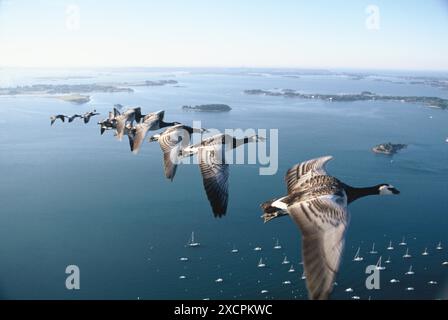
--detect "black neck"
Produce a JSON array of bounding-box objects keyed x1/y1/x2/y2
[
  {"x1": 344, "y1": 184, "x2": 380, "y2": 204},
  {"x1": 160, "y1": 121, "x2": 177, "y2": 128},
  {"x1": 232, "y1": 137, "x2": 251, "y2": 148}
]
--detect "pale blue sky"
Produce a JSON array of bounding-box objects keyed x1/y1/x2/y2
[{"x1": 0, "y1": 0, "x2": 447, "y2": 70}]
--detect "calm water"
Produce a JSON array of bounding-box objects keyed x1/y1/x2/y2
[{"x1": 0, "y1": 69, "x2": 447, "y2": 300}]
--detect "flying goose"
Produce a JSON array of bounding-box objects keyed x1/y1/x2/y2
[
  {"x1": 50, "y1": 114, "x2": 68, "y2": 126},
  {"x1": 82, "y1": 110, "x2": 100, "y2": 124},
  {"x1": 260, "y1": 156, "x2": 400, "y2": 300},
  {"x1": 114, "y1": 107, "x2": 143, "y2": 141},
  {"x1": 68, "y1": 114, "x2": 83, "y2": 123},
  {"x1": 149, "y1": 124, "x2": 207, "y2": 180},
  {"x1": 180, "y1": 133, "x2": 265, "y2": 217},
  {"x1": 130, "y1": 110, "x2": 180, "y2": 154},
  {"x1": 98, "y1": 111, "x2": 117, "y2": 135}
]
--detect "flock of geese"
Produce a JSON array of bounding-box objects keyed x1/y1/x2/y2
[
  {"x1": 51, "y1": 106, "x2": 264, "y2": 217},
  {"x1": 50, "y1": 110, "x2": 100, "y2": 125},
  {"x1": 51, "y1": 105, "x2": 444, "y2": 301}
]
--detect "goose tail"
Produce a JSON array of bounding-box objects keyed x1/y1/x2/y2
[{"x1": 261, "y1": 198, "x2": 288, "y2": 223}]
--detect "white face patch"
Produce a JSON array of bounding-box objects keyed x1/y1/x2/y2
[{"x1": 379, "y1": 185, "x2": 394, "y2": 195}]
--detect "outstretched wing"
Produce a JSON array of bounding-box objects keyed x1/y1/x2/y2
[
  {"x1": 158, "y1": 127, "x2": 190, "y2": 180},
  {"x1": 285, "y1": 156, "x2": 333, "y2": 194},
  {"x1": 288, "y1": 196, "x2": 349, "y2": 300},
  {"x1": 198, "y1": 146, "x2": 229, "y2": 218}
]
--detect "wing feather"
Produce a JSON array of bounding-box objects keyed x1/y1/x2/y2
[
  {"x1": 285, "y1": 156, "x2": 333, "y2": 194},
  {"x1": 288, "y1": 196, "x2": 348, "y2": 300}
]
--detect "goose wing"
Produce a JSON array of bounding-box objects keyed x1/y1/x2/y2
[
  {"x1": 115, "y1": 115, "x2": 127, "y2": 141},
  {"x1": 158, "y1": 126, "x2": 191, "y2": 180},
  {"x1": 288, "y1": 195, "x2": 349, "y2": 300},
  {"x1": 285, "y1": 156, "x2": 333, "y2": 194},
  {"x1": 132, "y1": 114, "x2": 161, "y2": 154},
  {"x1": 198, "y1": 146, "x2": 229, "y2": 217}
]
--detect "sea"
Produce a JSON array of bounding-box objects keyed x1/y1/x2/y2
[{"x1": 0, "y1": 68, "x2": 447, "y2": 300}]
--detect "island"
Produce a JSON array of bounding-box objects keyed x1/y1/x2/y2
[
  {"x1": 125, "y1": 80, "x2": 178, "y2": 87},
  {"x1": 372, "y1": 143, "x2": 407, "y2": 155},
  {"x1": 182, "y1": 104, "x2": 232, "y2": 112},
  {"x1": 55, "y1": 94, "x2": 90, "y2": 104},
  {"x1": 244, "y1": 89, "x2": 448, "y2": 109}
]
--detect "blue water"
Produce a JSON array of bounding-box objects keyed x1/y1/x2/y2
[{"x1": 0, "y1": 69, "x2": 447, "y2": 300}]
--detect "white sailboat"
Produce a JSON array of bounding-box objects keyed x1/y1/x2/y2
[
  {"x1": 436, "y1": 241, "x2": 443, "y2": 250},
  {"x1": 387, "y1": 241, "x2": 394, "y2": 250},
  {"x1": 353, "y1": 247, "x2": 364, "y2": 262},
  {"x1": 231, "y1": 245, "x2": 239, "y2": 253},
  {"x1": 405, "y1": 265, "x2": 414, "y2": 275},
  {"x1": 288, "y1": 265, "x2": 295, "y2": 273},
  {"x1": 403, "y1": 248, "x2": 412, "y2": 258},
  {"x1": 253, "y1": 246, "x2": 262, "y2": 251},
  {"x1": 273, "y1": 239, "x2": 282, "y2": 250},
  {"x1": 422, "y1": 248, "x2": 429, "y2": 256},
  {"x1": 442, "y1": 261, "x2": 448, "y2": 266},
  {"x1": 187, "y1": 232, "x2": 200, "y2": 247},
  {"x1": 281, "y1": 256, "x2": 290, "y2": 265},
  {"x1": 375, "y1": 256, "x2": 385, "y2": 270},
  {"x1": 370, "y1": 243, "x2": 378, "y2": 254},
  {"x1": 301, "y1": 271, "x2": 306, "y2": 280},
  {"x1": 399, "y1": 236, "x2": 407, "y2": 246},
  {"x1": 385, "y1": 256, "x2": 392, "y2": 264},
  {"x1": 257, "y1": 258, "x2": 266, "y2": 268}
]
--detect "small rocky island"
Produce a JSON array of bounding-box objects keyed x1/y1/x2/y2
[
  {"x1": 182, "y1": 104, "x2": 232, "y2": 112},
  {"x1": 372, "y1": 143, "x2": 407, "y2": 155}
]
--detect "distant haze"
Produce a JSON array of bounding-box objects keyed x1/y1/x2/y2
[{"x1": 0, "y1": 0, "x2": 447, "y2": 70}]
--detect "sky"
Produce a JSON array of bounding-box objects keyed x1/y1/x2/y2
[{"x1": 0, "y1": 0, "x2": 447, "y2": 70}]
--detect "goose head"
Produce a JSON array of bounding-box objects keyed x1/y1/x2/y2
[{"x1": 378, "y1": 184, "x2": 400, "y2": 195}]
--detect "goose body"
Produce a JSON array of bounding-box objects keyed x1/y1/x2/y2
[
  {"x1": 260, "y1": 156, "x2": 400, "y2": 300},
  {"x1": 50, "y1": 114, "x2": 68, "y2": 125},
  {"x1": 98, "y1": 111, "x2": 117, "y2": 135},
  {"x1": 180, "y1": 133, "x2": 265, "y2": 217},
  {"x1": 68, "y1": 114, "x2": 83, "y2": 123},
  {"x1": 131, "y1": 110, "x2": 180, "y2": 154},
  {"x1": 114, "y1": 107, "x2": 142, "y2": 140},
  {"x1": 149, "y1": 124, "x2": 206, "y2": 180},
  {"x1": 82, "y1": 110, "x2": 100, "y2": 124}
]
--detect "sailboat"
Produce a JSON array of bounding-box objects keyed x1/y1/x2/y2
[
  {"x1": 301, "y1": 271, "x2": 306, "y2": 280},
  {"x1": 375, "y1": 256, "x2": 385, "y2": 270},
  {"x1": 370, "y1": 243, "x2": 378, "y2": 254},
  {"x1": 403, "y1": 248, "x2": 412, "y2": 258},
  {"x1": 187, "y1": 232, "x2": 200, "y2": 247},
  {"x1": 257, "y1": 258, "x2": 266, "y2": 268},
  {"x1": 253, "y1": 246, "x2": 262, "y2": 251},
  {"x1": 231, "y1": 245, "x2": 239, "y2": 253},
  {"x1": 436, "y1": 241, "x2": 443, "y2": 250},
  {"x1": 353, "y1": 247, "x2": 364, "y2": 262},
  {"x1": 399, "y1": 236, "x2": 407, "y2": 246},
  {"x1": 281, "y1": 256, "x2": 290, "y2": 265},
  {"x1": 385, "y1": 256, "x2": 392, "y2": 264},
  {"x1": 273, "y1": 239, "x2": 282, "y2": 250},
  {"x1": 422, "y1": 248, "x2": 429, "y2": 256},
  {"x1": 405, "y1": 265, "x2": 414, "y2": 275},
  {"x1": 387, "y1": 241, "x2": 394, "y2": 250},
  {"x1": 288, "y1": 265, "x2": 295, "y2": 273}
]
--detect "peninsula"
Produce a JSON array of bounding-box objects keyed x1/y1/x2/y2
[{"x1": 244, "y1": 89, "x2": 448, "y2": 109}]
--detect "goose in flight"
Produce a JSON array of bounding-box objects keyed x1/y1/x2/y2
[
  {"x1": 130, "y1": 110, "x2": 181, "y2": 154},
  {"x1": 180, "y1": 133, "x2": 265, "y2": 217},
  {"x1": 260, "y1": 156, "x2": 400, "y2": 300},
  {"x1": 114, "y1": 107, "x2": 143, "y2": 140},
  {"x1": 149, "y1": 124, "x2": 207, "y2": 180},
  {"x1": 68, "y1": 114, "x2": 83, "y2": 123},
  {"x1": 50, "y1": 114, "x2": 68, "y2": 126},
  {"x1": 82, "y1": 110, "x2": 100, "y2": 124},
  {"x1": 98, "y1": 111, "x2": 117, "y2": 135}
]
